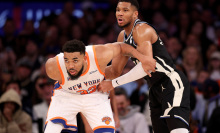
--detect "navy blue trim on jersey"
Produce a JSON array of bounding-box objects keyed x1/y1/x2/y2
[
  {"x1": 94, "y1": 128, "x2": 115, "y2": 133},
  {"x1": 51, "y1": 119, "x2": 78, "y2": 130},
  {"x1": 160, "y1": 116, "x2": 189, "y2": 126}
]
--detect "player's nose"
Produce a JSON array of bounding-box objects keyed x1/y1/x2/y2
[{"x1": 69, "y1": 62, "x2": 75, "y2": 68}]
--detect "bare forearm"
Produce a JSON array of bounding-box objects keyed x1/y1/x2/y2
[
  {"x1": 105, "y1": 66, "x2": 121, "y2": 79},
  {"x1": 119, "y1": 43, "x2": 145, "y2": 62}
]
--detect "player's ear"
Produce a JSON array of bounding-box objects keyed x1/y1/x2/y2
[
  {"x1": 133, "y1": 11, "x2": 138, "y2": 19},
  {"x1": 84, "y1": 54, "x2": 87, "y2": 61}
]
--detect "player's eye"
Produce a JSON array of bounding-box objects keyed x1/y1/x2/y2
[{"x1": 65, "y1": 60, "x2": 69, "y2": 63}]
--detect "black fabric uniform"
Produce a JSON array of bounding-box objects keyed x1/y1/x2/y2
[{"x1": 123, "y1": 19, "x2": 190, "y2": 133}]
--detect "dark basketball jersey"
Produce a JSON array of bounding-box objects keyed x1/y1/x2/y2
[
  {"x1": 124, "y1": 19, "x2": 190, "y2": 129},
  {"x1": 124, "y1": 19, "x2": 176, "y2": 87}
]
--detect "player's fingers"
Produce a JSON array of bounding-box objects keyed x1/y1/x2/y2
[
  {"x1": 97, "y1": 84, "x2": 100, "y2": 90},
  {"x1": 152, "y1": 68, "x2": 156, "y2": 72},
  {"x1": 146, "y1": 72, "x2": 151, "y2": 77}
]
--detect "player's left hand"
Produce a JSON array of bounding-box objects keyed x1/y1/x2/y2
[
  {"x1": 141, "y1": 56, "x2": 156, "y2": 77},
  {"x1": 97, "y1": 80, "x2": 114, "y2": 92}
]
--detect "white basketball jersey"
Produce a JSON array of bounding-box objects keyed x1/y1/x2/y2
[{"x1": 54, "y1": 45, "x2": 105, "y2": 95}]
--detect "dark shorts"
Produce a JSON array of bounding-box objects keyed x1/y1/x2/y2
[{"x1": 149, "y1": 70, "x2": 190, "y2": 133}]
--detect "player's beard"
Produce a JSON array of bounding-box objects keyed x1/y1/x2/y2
[
  {"x1": 118, "y1": 22, "x2": 131, "y2": 28},
  {"x1": 67, "y1": 65, "x2": 84, "y2": 80}
]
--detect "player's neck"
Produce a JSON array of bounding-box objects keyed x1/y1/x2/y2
[{"x1": 124, "y1": 19, "x2": 136, "y2": 36}]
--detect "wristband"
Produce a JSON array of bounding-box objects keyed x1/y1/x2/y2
[{"x1": 111, "y1": 62, "x2": 147, "y2": 88}]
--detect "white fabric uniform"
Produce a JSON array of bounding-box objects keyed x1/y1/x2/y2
[{"x1": 45, "y1": 46, "x2": 115, "y2": 132}]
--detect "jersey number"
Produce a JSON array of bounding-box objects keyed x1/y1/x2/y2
[{"x1": 76, "y1": 85, "x2": 97, "y2": 95}]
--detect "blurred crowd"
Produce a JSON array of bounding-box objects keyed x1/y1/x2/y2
[{"x1": 0, "y1": 0, "x2": 220, "y2": 133}]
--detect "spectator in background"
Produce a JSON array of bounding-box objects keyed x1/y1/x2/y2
[
  {"x1": 185, "y1": 34, "x2": 201, "y2": 50},
  {"x1": 41, "y1": 25, "x2": 60, "y2": 55},
  {"x1": 194, "y1": 70, "x2": 210, "y2": 94},
  {"x1": 2, "y1": 18, "x2": 17, "y2": 48},
  {"x1": 115, "y1": 87, "x2": 150, "y2": 133},
  {"x1": 0, "y1": 43, "x2": 16, "y2": 75},
  {"x1": 63, "y1": 1, "x2": 74, "y2": 18},
  {"x1": 208, "y1": 51, "x2": 220, "y2": 82},
  {"x1": 32, "y1": 75, "x2": 47, "y2": 105},
  {"x1": 182, "y1": 46, "x2": 203, "y2": 84},
  {"x1": 15, "y1": 61, "x2": 33, "y2": 99},
  {"x1": 56, "y1": 13, "x2": 72, "y2": 37},
  {"x1": 129, "y1": 78, "x2": 148, "y2": 113},
  {"x1": 32, "y1": 77, "x2": 54, "y2": 133},
  {"x1": 20, "y1": 20, "x2": 37, "y2": 40},
  {"x1": 0, "y1": 89, "x2": 32, "y2": 133},
  {"x1": 174, "y1": 12, "x2": 191, "y2": 44},
  {"x1": 206, "y1": 44, "x2": 219, "y2": 64},
  {"x1": 152, "y1": 12, "x2": 168, "y2": 32},
  {"x1": 190, "y1": 20, "x2": 212, "y2": 64},
  {"x1": 192, "y1": 79, "x2": 220, "y2": 133},
  {"x1": 36, "y1": 18, "x2": 49, "y2": 47},
  {"x1": 15, "y1": 33, "x2": 30, "y2": 59},
  {"x1": 165, "y1": 37, "x2": 183, "y2": 65},
  {"x1": 71, "y1": 24, "x2": 84, "y2": 42},
  {"x1": 16, "y1": 39, "x2": 42, "y2": 71},
  {"x1": 4, "y1": 80, "x2": 33, "y2": 118},
  {"x1": 206, "y1": 107, "x2": 220, "y2": 133}
]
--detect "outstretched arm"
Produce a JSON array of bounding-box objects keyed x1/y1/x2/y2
[
  {"x1": 95, "y1": 41, "x2": 156, "y2": 77},
  {"x1": 98, "y1": 24, "x2": 157, "y2": 92}
]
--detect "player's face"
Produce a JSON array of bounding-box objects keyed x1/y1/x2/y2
[
  {"x1": 64, "y1": 52, "x2": 86, "y2": 80},
  {"x1": 116, "y1": 2, "x2": 138, "y2": 28},
  {"x1": 115, "y1": 95, "x2": 130, "y2": 116}
]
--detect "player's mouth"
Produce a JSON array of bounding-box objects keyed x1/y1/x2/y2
[
  {"x1": 118, "y1": 18, "x2": 124, "y2": 24},
  {"x1": 69, "y1": 70, "x2": 77, "y2": 75}
]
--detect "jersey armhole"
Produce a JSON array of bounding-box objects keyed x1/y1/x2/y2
[
  {"x1": 92, "y1": 45, "x2": 105, "y2": 76},
  {"x1": 56, "y1": 56, "x2": 65, "y2": 85}
]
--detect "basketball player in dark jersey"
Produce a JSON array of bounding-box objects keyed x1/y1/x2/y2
[{"x1": 98, "y1": 0, "x2": 190, "y2": 133}]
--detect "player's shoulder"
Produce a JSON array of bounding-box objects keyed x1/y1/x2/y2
[
  {"x1": 117, "y1": 30, "x2": 125, "y2": 42},
  {"x1": 45, "y1": 56, "x2": 58, "y2": 73},
  {"x1": 119, "y1": 30, "x2": 125, "y2": 35},
  {"x1": 46, "y1": 56, "x2": 57, "y2": 66},
  {"x1": 45, "y1": 55, "x2": 61, "y2": 81},
  {"x1": 134, "y1": 23, "x2": 154, "y2": 33}
]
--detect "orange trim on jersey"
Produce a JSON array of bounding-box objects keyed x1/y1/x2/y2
[
  {"x1": 92, "y1": 45, "x2": 105, "y2": 76},
  {"x1": 56, "y1": 56, "x2": 65, "y2": 85},
  {"x1": 81, "y1": 52, "x2": 90, "y2": 76},
  {"x1": 93, "y1": 126, "x2": 115, "y2": 131},
  {"x1": 45, "y1": 121, "x2": 48, "y2": 126}
]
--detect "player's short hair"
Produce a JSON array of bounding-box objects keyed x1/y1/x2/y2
[
  {"x1": 115, "y1": 87, "x2": 129, "y2": 100},
  {"x1": 118, "y1": 0, "x2": 139, "y2": 10},
  {"x1": 62, "y1": 39, "x2": 85, "y2": 55}
]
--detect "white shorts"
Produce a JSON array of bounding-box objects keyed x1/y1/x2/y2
[{"x1": 45, "y1": 90, "x2": 115, "y2": 132}]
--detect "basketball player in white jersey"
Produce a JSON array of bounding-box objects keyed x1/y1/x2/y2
[{"x1": 44, "y1": 39, "x2": 156, "y2": 133}]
